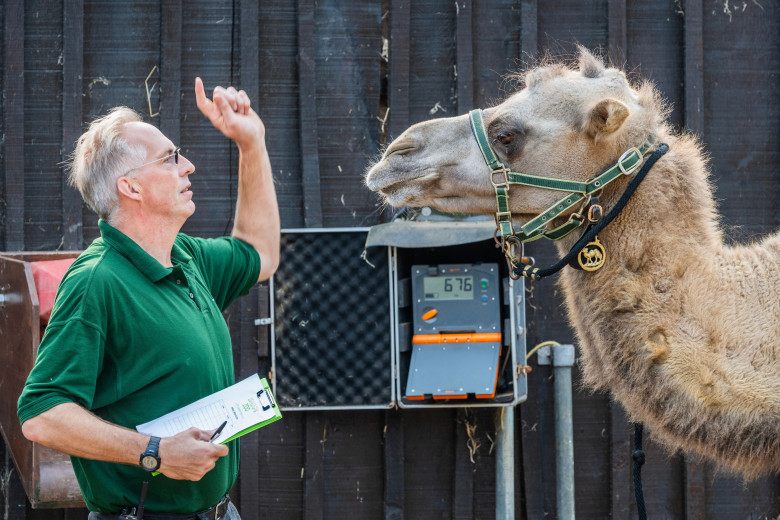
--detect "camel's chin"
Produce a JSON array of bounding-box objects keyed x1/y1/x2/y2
[
  {"x1": 381, "y1": 191, "x2": 500, "y2": 216},
  {"x1": 430, "y1": 196, "x2": 500, "y2": 216},
  {"x1": 377, "y1": 185, "x2": 428, "y2": 209},
  {"x1": 380, "y1": 188, "x2": 543, "y2": 219}
]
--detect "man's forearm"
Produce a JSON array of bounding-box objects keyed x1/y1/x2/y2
[
  {"x1": 21, "y1": 402, "x2": 147, "y2": 465},
  {"x1": 22, "y1": 402, "x2": 231, "y2": 480},
  {"x1": 231, "y1": 140, "x2": 281, "y2": 282}
]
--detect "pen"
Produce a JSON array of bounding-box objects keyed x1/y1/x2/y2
[{"x1": 209, "y1": 421, "x2": 228, "y2": 443}]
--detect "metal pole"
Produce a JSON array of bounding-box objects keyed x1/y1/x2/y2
[
  {"x1": 495, "y1": 405, "x2": 515, "y2": 520},
  {"x1": 553, "y1": 344, "x2": 576, "y2": 520}
]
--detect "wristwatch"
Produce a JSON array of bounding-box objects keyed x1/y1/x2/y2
[{"x1": 139, "y1": 436, "x2": 161, "y2": 472}]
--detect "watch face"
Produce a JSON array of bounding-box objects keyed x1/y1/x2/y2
[{"x1": 141, "y1": 455, "x2": 159, "y2": 471}]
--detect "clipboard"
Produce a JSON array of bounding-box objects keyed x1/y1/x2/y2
[{"x1": 136, "y1": 374, "x2": 282, "y2": 444}]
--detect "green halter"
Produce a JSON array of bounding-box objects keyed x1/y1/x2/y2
[{"x1": 468, "y1": 108, "x2": 655, "y2": 248}]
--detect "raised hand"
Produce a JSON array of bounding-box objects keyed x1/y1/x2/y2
[{"x1": 194, "y1": 77, "x2": 265, "y2": 150}]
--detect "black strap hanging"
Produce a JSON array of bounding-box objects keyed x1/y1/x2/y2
[
  {"x1": 514, "y1": 143, "x2": 669, "y2": 280},
  {"x1": 633, "y1": 423, "x2": 647, "y2": 520}
]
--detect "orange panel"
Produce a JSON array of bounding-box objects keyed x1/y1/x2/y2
[{"x1": 412, "y1": 332, "x2": 502, "y2": 344}]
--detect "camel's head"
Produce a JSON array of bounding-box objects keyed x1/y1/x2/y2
[{"x1": 365, "y1": 48, "x2": 665, "y2": 220}]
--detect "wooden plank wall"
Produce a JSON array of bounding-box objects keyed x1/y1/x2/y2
[{"x1": 1, "y1": 1, "x2": 779, "y2": 518}]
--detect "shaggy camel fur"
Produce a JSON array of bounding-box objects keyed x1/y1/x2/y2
[{"x1": 365, "y1": 49, "x2": 780, "y2": 478}]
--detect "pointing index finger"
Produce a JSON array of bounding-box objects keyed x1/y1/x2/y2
[{"x1": 194, "y1": 77, "x2": 212, "y2": 115}]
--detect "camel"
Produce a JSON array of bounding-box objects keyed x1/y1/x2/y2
[{"x1": 365, "y1": 48, "x2": 780, "y2": 478}]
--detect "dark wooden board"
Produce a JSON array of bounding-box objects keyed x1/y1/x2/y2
[
  {"x1": 626, "y1": 2, "x2": 685, "y2": 130},
  {"x1": 408, "y1": 0, "x2": 458, "y2": 125},
  {"x1": 538, "y1": 0, "x2": 607, "y2": 55},
  {"x1": 61, "y1": 0, "x2": 84, "y2": 250},
  {"x1": 255, "y1": 0, "x2": 305, "y2": 228},
  {"x1": 402, "y1": 408, "x2": 457, "y2": 519},
  {"x1": 4, "y1": 0, "x2": 25, "y2": 251},
  {"x1": 701, "y1": 0, "x2": 779, "y2": 241},
  {"x1": 312, "y1": 2, "x2": 383, "y2": 227},
  {"x1": 177, "y1": 1, "x2": 236, "y2": 239},
  {"x1": 2, "y1": 1, "x2": 779, "y2": 518},
  {"x1": 472, "y1": 0, "x2": 523, "y2": 109}
]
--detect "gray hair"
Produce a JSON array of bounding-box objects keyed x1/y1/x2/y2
[{"x1": 66, "y1": 107, "x2": 147, "y2": 221}]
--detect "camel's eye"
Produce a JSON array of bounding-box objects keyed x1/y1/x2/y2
[
  {"x1": 488, "y1": 120, "x2": 523, "y2": 156},
  {"x1": 497, "y1": 132, "x2": 514, "y2": 146}
]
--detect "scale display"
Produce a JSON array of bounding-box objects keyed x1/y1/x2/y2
[
  {"x1": 406, "y1": 263, "x2": 502, "y2": 400},
  {"x1": 423, "y1": 275, "x2": 474, "y2": 300},
  {"x1": 411, "y1": 263, "x2": 501, "y2": 334}
]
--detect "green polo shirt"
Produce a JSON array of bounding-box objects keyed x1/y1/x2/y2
[{"x1": 18, "y1": 220, "x2": 260, "y2": 513}]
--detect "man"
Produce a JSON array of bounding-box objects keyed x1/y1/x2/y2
[{"x1": 17, "y1": 78, "x2": 279, "y2": 520}]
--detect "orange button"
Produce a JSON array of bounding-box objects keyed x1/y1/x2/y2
[{"x1": 421, "y1": 308, "x2": 438, "y2": 321}]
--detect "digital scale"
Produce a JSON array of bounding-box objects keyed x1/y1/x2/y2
[{"x1": 405, "y1": 263, "x2": 502, "y2": 400}]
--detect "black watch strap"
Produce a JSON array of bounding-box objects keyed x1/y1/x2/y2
[{"x1": 139, "y1": 436, "x2": 161, "y2": 472}]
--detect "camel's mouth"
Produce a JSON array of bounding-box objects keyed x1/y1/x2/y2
[
  {"x1": 375, "y1": 180, "x2": 503, "y2": 218},
  {"x1": 371, "y1": 178, "x2": 430, "y2": 208},
  {"x1": 365, "y1": 161, "x2": 441, "y2": 204},
  {"x1": 374, "y1": 172, "x2": 438, "y2": 193}
]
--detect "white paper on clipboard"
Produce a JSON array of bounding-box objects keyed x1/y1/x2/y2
[{"x1": 135, "y1": 373, "x2": 281, "y2": 443}]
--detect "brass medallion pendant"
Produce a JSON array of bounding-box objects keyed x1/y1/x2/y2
[{"x1": 577, "y1": 236, "x2": 606, "y2": 271}]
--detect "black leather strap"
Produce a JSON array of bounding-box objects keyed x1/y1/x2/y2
[
  {"x1": 514, "y1": 143, "x2": 669, "y2": 280},
  {"x1": 90, "y1": 494, "x2": 231, "y2": 520}
]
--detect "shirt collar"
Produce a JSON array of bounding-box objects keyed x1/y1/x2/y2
[{"x1": 98, "y1": 220, "x2": 192, "y2": 282}]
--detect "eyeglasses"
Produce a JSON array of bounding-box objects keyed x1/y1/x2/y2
[{"x1": 125, "y1": 147, "x2": 181, "y2": 175}]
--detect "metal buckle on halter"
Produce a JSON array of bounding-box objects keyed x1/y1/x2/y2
[
  {"x1": 502, "y1": 235, "x2": 523, "y2": 280},
  {"x1": 494, "y1": 211, "x2": 515, "y2": 238},
  {"x1": 618, "y1": 147, "x2": 643, "y2": 175},
  {"x1": 495, "y1": 210, "x2": 512, "y2": 225},
  {"x1": 490, "y1": 166, "x2": 510, "y2": 188},
  {"x1": 587, "y1": 204, "x2": 603, "y2": 222}
]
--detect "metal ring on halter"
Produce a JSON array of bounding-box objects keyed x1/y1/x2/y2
[
  {"x1": 618, "y1": 147, "x2": 643, "y2": 175},
  {"x1": 490, "y1": 167, "x2": 510, "y2": 188}
]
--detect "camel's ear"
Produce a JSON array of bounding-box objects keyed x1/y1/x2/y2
[{"x1": 584, "y1": 98, "x2": 629, "y2": 138}]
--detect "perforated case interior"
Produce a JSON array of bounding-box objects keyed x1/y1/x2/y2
[{"x1": 272, "y1": 230, "x2": 393, "y2": 409}]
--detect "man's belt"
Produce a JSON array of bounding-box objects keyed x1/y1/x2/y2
[{"x1": 91, "y1": 494, "x2": 231, "y2": 520}]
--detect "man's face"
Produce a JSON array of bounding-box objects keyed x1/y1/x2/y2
[{"x1": 121, "y1": 122, "x2": 196, "y2": 224}]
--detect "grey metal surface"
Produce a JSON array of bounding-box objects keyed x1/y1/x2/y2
[
  {"x1": 404, "y1": 341, "x2": 502, "y2": 397},
  {"x1": 394, "y1": 246, "x2": 527, "y2": 408},
  {"x1": 495, "y1": 406, "x2": 515, "y2": 520},
  {"x1": 365, "y1": 220, "x2": 496, "y2": 248},
  {"x1": 553, "y1": 344, "x2": 576, "y2": 520}
]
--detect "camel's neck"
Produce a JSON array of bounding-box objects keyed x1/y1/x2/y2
[
  {"x1": 557, "y1": 132, "x2": 780, "y2": 311},
  {"x1": 558, "y1": 133, "x2": 720, "y2": 260},
  {"x1": 553, "y1": 131, "x2": 780, "y2": 411}
]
